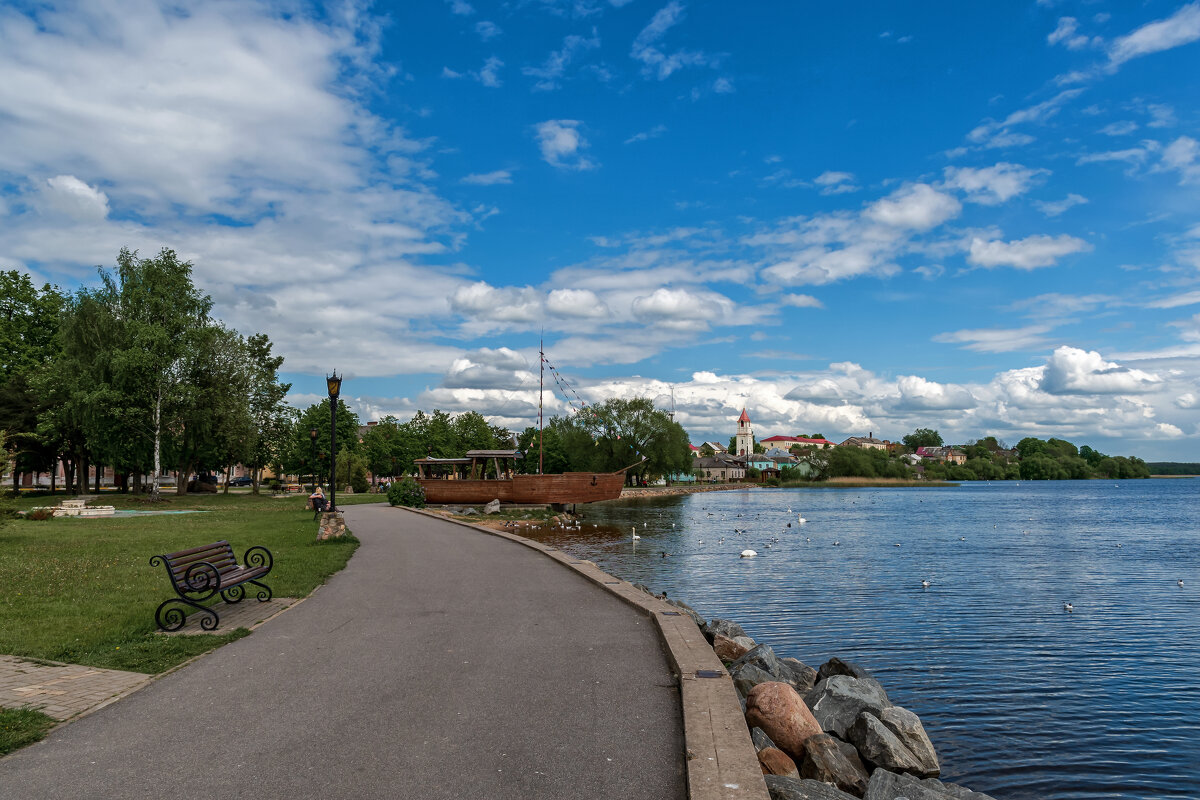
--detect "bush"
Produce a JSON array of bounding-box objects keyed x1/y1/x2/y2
[
  {"x1": 25, "y1": 508, "x2": 54, "y2": 521},
  {"x1": 387, "y1": 477, "x2": 426, "y2": 508},
  {"x1": 350, "y1": 462, "x2": 370, "y2": 494},
  {"x1": 763, "y1": 477, "x2": 781, "y2": 487}
]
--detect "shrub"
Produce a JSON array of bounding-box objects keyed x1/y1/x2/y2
[
  {"x1": 25, "y1": 508, "x2": 54, "y2": 521},
  {"x1": 763, "y1": 477, "x2": 781, "y2": 487},
  {"x1": 351, "y1": 462, "x2": 370, "y2": 494},
  {"x1": 387, "y1": 477, "x2": 426, "y2": 508}
]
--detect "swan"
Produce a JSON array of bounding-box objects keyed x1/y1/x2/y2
[
  {"x1": 1064, "y1": 603, "x2": 1074, "y2": 612},
  {"x1": 631, "y1": 527, "x2": 640, "y2": 540},
  {"x1": 797, "y1": 514, "x2": 807, "y2": 524},
  {"x1": 740, "y1": 549, "x2": 757, "y2": 558}
]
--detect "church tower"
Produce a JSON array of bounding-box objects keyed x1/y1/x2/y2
[{"x1": 735, "y1": 408, "x2": 754, "y2": 456}]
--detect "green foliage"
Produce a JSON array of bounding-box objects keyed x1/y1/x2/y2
[
  {"x1": 825, "y1": 446, "x2": 911, "y2": 479},
  {"x1": 1145, "y1": 462, "x2": 1200, "y2": 475},
  {"x1": 387, "y1": 477, "x2": 426, "y2": 508},
  {"x1": 1, "y1": 707, "x2": 56, "y2": 756},
  {"x1": 763, "y1": 476, "x2": 781, "y2": 487},
  {"x1": 902, "y1": 428, "x2": 943, "y2": 449},
  {"x1": 350, "y1": 460, "x2": 370, "y2": 494}
]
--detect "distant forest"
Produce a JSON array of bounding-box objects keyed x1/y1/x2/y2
[{"x1": 1146, "y1": 463, "x2": 1200, "y2": 475}]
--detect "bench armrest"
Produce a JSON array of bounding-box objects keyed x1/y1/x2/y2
[{"x1": 242, "y1": 546, "x2": 273, "y2": 574}]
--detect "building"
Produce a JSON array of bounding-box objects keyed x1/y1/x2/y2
[
  {"x1": 839, "y1": 434, "x2": 889, "y2": 451},
  {"x1": 915, "y1": 446, "x2": 967, "y2": 465},
  {"x1": 700, "y1": 441, "x2": 728, "y2": 454},
  {"x1": 695, "y1": 454, "x2": 746, "y2": 483},
  {"x1": 734, "y1": 408, "x2": 754, "y2": 456},
  {"x1": 760, "y1": 435, "x2": 837, "y2": 450}
]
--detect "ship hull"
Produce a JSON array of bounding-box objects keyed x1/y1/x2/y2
[{"x1": 416, "y1": 472, "x2": 625, "y2": 505}]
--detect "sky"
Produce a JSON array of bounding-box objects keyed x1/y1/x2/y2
[{"x1": 2, "y1": 0, "x2": 1200, "y2": 460}]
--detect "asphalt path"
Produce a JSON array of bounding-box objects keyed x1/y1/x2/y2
[{"x1": 0, "y1": 504, "x2": 685, "y2": 799}]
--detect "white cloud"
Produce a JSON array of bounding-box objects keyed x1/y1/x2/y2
[
  {"x1": 1040, "y1": 346, "x2": 1161, "y2": 394},
  {"x1": 713, "y1": 77, "x2": 735, "y2": 94},
  {"x1": 534, "y1": 119, "x2": 597, "y2": 170},
  {"x1": 1157, "y1": 136, "x2": 1200, "y2": 183},
  {"x1": 1176, "y1": 392, "x2": 1200, "y2": 409},
  {"x1": 475, "y1": 21, "x2": 502, "y2": 41},
  {"x1": 814, "y1": 171, "x2": 860, "y2": 195},
  {"x1": 523, "y1": 30, "x2": 600, "y2": 90},
  {"x1": 441, "y1": 348, "x2": 535, "y2": 390},
  {"x1": 461, "y1": 170, "x2": 513, "y2": 185},
  {"x1": 446, "y1": 0, "x2": 475, "y2": 15},
  {"x1": 967, "y1": 89, "x2": 1083, "y2": 149},
  {"x1": 1108, "y1": 2, "x2": 1200, "y2": 67},
  {"x1": 891, "y1": 375, "x2": 977, "y2": 411},
  {"x1": 449, "y1": 282, "x2": 544, "y2": 323},
  {"x1": 967, "y1": 234, "x2": 1092, "y2": 270},
  {"x1": 1035, "y1": 193, "x2": 1088, "y2": 217},
  {"x1": 625, "y1": 124, "x2": 667, "y2": 144},
  {"x1": 943, "y1": 162, "x2": 1047, "y2": 204},
  {"x1": 630, "y1": 287, "x2": 731, "y2": 330},
  {"x1": 1100, "y1": 120, "x2": 1139, "y2": 136},
  {"x1": 546, "y1": 288, "x2": 610, "y2": 318},
  {"x1": 41, "y1": 175, "x2": 110, "y2": 220},
  {"x1": 1047, "y1": 17, "x2": 1094, "y2": 50},
  {"x1": 630, "y1": 1, "x2": 716, "y2": 80},
  {"x1": 780, "y1": 294, "x2": 824, "y2": 309},
  {"x1": 933, "y1": 325, "x2": 1054, "y2": 353},
  {"x1": 864, "y1": 183, "x2": 961, "y2": 230},
  {"x1": 476, "y1": 56, "x2": 504, "y2": 87}
]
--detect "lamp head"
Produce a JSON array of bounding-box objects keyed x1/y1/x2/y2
[
  {"x1": 309, "y1": 428, "x2": 318, "y2": 441},
  {"x1": 326, "y1": 370, "x2": 342, "y2": 399}
]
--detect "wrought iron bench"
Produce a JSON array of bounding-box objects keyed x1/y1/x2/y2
[{"x1": 150, "y1": 540, "x2": 273, "y2": 632}]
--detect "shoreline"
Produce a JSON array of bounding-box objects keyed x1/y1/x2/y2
[{"x1": 616, "y1": 479, "x2": 956, "y2": 500}]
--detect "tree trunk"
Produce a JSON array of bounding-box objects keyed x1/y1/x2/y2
[
  {"x1": 151, "y1": 388, "x2": 163, "y2": 497},
  {"x1": 77, "y1": 454, "x2": 87, "y2": 496},
  {"x1": 50, "y1": 465, "x2": 57, "y2": 494},
  {"x1": 223, "y1": 464, "x2": 231, "y2": 494},
  {"x1": 94, "y1": 463, "x2": 101, "y2": 493}
]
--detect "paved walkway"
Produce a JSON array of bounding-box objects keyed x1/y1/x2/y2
[{"x1": 0, "y1": 504, "x2": 685, "y2": 800}]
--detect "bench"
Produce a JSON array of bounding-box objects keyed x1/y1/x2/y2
[{"x1": 150, "y1": 541, "x2": 273, "y2": 632}]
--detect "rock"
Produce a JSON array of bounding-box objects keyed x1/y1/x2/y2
[
  {"x1": 878, "y1": 706, "x2": 939, "y2": 777},
  {"x1": 483, "y1": 499, "x2": 501, "y2": 514},
  {"x1": 731, "y1": 643, "x2": 786, "y2": 677},
  {"x1": 765, "y1": 775, "x2": 860, "y2": 800},
  {"x1": 847, "y1": 712, "x2": 937, "y2": 778},
  {"x1": 704, "y1": 617, "x2": 748, "y2": 643},
  {"x1": 632, "y1": 582, "x2": 655, "y2": 596},
  {"x1": 751, "y1": 726, "x2": 777, "y2": 752},
  {"x1": 833, "y1": 739, "x2": 869, "y2": 776},
  {"x1": 864, "y1": 770, "x2": 996, "y2": 800},
  {"x1": 804, "y1": 676, "x2": 891, "y2": 738},
  {"x1": 799, "y1": 733, "x2": 869, "y2": 797},
  {"x1": 730, "y1": 662, "x2": 776, "y2": 698},
  {"x1": 666, "y1": 597, "x2": 705, "y2": 627},
  {"x1": 461, "y1": 507, "x2": 479, "y2": 516},
  {"x1": 714, "y1": 633, "x2": 752, "y2": 662},
  {"x1": 817, "y1": 656, "x2": 873, "y2": 683},
  {"x1": 744, "y1": 682, "x2": 823, "y2": 764},
  {"x1": 759, "y1": 747, "x2": 800, "y2": 778},
  {"x1": 781, "y1": 657, "x2": 819, "y2": 691},
  {"x1": 733, "y1": 635, "x2": 758, "y2": 650}
]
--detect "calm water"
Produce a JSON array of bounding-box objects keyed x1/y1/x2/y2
[{"x1": 524, "y1": 480, "x2": 1200, "y2": 800}]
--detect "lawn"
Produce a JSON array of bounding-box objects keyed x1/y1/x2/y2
[{"x1": 0, "y1": 492, "x2": 372, "y2": 673}]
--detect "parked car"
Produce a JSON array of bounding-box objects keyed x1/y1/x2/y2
[{"x1": 228, "y1": 476, "x2": 253, "y2": 487}]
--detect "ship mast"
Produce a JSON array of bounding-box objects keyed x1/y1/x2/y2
[{"x1": 538, "y1": 336, "x2": 544, "y2": 475}]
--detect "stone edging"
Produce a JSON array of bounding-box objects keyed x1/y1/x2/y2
[{"x1": 402, "y1": 506, "x2": 769, "y2": 800}]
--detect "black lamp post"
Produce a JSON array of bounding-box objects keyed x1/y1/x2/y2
[
  {"x1": 326, "y1": 370, "x2": 342, "y2": 512},
  {"x1": 309, "y1": 428, "x2": 318, "y2": 492}
]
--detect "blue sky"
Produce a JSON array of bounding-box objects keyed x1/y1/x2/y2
[{"x1": 2, "y1": 1, "x2": 1199, "y2": 459}]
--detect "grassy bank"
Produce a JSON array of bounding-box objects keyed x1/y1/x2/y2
[{"x1": 0, "y1": 492, "x2": 366, "y2": 673}]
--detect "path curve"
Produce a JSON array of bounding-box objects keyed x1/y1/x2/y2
[{"x1": 0, "y1": 504, "x2": 685, "y2": 800}]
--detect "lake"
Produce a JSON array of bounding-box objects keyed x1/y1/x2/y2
[{"x1": 522, "y1": 479, "x2": 1200, "y2": 800}]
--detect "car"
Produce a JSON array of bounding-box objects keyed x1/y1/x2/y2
[{"x1": 228, "y1": 476, "x2": 253, "y2": 487}]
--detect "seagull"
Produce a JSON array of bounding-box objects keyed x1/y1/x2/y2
[
  {"x1": 1064, "y1": 603, "x2": 1074, "y2": 613},
  {"x1": 740, "y1": 549, "x2": 757, "y2": 558}
]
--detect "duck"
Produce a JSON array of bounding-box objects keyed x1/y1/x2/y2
[
  {"x1": 833, "y1": 540, "x2": 841, "y2": 546},
  {"x1": 921, "y1": 579, "x2": 931, "y2": 588},
  {"x1": 959, "y1": 536, "x2": 966, "y2": 541},
  {"x1": 661, "y1": 551, "x2": 670, "y2": 558},
  {"x1": 1064, "y1": 603, "x2": 1074, "y2": 613},
  {"x1": 1179, "y1": 579, "x2": 1185, "y2": 587},
  {"x1": 740, "y1": 549, "x2": 757, "y2": 558}
]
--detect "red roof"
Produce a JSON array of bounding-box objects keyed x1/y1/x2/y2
[
  {"x1": 761, "y1": 435, "x2": 836, "y2": 447},
  {"x1": 689, "y1": 444, "x2": 700, "y2": 451},
  {"x1": 738, "y1": 408, "x2": 751, "y2": 423}
]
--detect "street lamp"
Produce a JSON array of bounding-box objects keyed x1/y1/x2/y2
[
  {"x1": 326, "y1": 370, "x2": 342, "y2": 512},
  {"x1": 309, "y1": 428, "x2": 318, "y2": 493}
]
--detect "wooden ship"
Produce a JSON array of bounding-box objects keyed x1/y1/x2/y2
[{"x1": 413, "y1": 449, "x2": 638, "y2": 506}]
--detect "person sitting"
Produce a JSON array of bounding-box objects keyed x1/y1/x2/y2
[{"x1": 310, "y1": 486, "x2": 327, "y2": 513}]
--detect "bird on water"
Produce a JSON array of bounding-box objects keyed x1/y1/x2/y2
[{"x1": 1064, "y1": 603, "x2": 1074, "y2": 613}]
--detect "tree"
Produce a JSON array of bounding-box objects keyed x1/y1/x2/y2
[
  {"x1": 575, "y1": 398, "x2": 692, "y2": 482},
  {"x1": 287, "y1": 400, "x2": 361, "y2": 486},
  {"x1": 902, "y1": 428, "x2": 943, "y2": 450},
  {"x1": 1016, "y1": 437, "x2": 1048, "y2": 460},
  {"x1": 243, "y1": 334, "x2": 293, "y2": 494}
]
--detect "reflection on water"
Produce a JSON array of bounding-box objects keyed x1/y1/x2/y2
[{"x1": 521, "y1": 480, "x2": 1200, "y2": 800}]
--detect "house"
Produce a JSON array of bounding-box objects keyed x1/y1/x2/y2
[
  {"x1": 760, "y1": 435, "x2": 836, "y2": 451},
  {"x1": 839, "y1": 433, "x2": 889, "y2": 451},
  {"x1": 689, "y1": 443, "x2": 702, "y2": 457},
  {"x1": 915, "y1": 446, "x2": 967, "y2": 465},
  {"x1": 695, "y1": 454, "x2": 746, "y2": 483},
  {"x1": 700, "y1": 441, "x2": 728, "y2": 454}
]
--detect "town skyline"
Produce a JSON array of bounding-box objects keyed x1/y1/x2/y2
[{"x1": 2, "y1": 1, "x2": 1199, "y2": 459}]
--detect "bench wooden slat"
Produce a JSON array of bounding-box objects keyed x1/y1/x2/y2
[{"x1": 152, "y1": 540, "x2": 274, "y2": 631}]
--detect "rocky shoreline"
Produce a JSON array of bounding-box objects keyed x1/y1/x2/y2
[{"x1": 641, "y1": 588, "x2": 995, "y2": 800}]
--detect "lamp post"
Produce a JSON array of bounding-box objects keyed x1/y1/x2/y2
[
  {"x1": 309, "y1": 428, "x2": 318, "y2": 492},
  {"x1": 326, "y1": 370, "x2": 342, "y2": 512}
]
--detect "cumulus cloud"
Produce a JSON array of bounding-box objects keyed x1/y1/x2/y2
[
  {"x1": 630, "y1": 287, "x2": 731, "y2": 330},
  {"x1": 476, "y1": 56, "x2": 504, "y2": 87},
  {"x1": 546, "y1": 288, "x2": 610, "y2": 318},
  {"x1": 534, "y1": 119, "x2": 597, "y2": 170},
  {"x1": 41, "y1": 175, "x2": 110, "y2": 220},
  {"x1": 891, "y1": 375, "x2": 976, "y2": 411},
  {"x1": 942, "y1": 163, "x2": 1047, "y2": 204},
  {"x1": 1040, "y1": 346, "x2": 1161, "y2": 394},
  {"x1": 780, "y1": 294, "x2": 823, "y2": 309},
  {"x1": 441, "y1": 347, "x2": 535, "y2": 389},
  {"x1": 449, "y1": 282, "x2": 543, "y2": 323},
  {"x1": 967, "y1": 234, "x2": 1092, "y2": 270},
  {"x1": 864, "y1": 183, "x2": 962, "y2": 230}
]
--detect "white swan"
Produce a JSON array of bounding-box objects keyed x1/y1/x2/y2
[
  {"x1": 797, "y1": 514, "x2": 807, "y2": 524},
  {"x1": 740, "y1": 549, "x2": 757, "y2": 558},
  {"x1": 631, "y1": 527, "x2": 640, "y2": 540}
]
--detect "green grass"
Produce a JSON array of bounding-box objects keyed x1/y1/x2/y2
[
  {"x1": 0, "y1": 494, "x2": 361, "y2": 673},
  {"x1": 0, "y1": 707, "x2": 55, "y2": 755}
]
